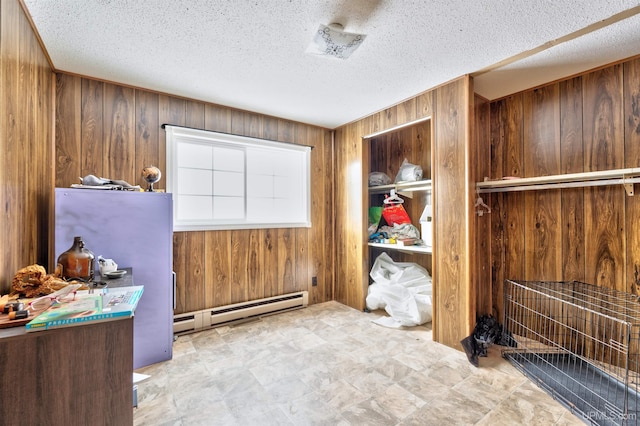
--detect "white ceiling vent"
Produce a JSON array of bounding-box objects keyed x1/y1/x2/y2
[{"x1": 306, "y1": 23, "x2": 366, "y2": 59}]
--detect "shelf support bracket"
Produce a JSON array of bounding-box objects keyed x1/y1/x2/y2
[{"x1": 623, "y1": 175, "x2": 635, "y2": 196}]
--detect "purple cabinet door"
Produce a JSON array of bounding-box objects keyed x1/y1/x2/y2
[{"x1": 55, "y1": 188, "x2": 173, "y2": 369}]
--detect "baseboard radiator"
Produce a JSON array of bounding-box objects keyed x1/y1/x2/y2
[{"x1": 173, "y1": 291, "x2": 308, "y2": 335}]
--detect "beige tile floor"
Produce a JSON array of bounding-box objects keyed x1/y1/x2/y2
[{"x1": 133, "y1": 301, "x2": 584, "y2": 425}]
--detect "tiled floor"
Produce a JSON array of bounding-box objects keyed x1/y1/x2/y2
[{"x1": 133, "y1": 301, "x2": 584, "y2": 425}]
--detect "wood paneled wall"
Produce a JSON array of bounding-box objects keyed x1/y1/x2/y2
[
  {"x1": 334, "y1": 77, "x2": 477, "y2": 349},
  {"x1": 0, "y1": 0, "x2": 55, "y2": 294},
  {"x1": 54, "y1": 74, "x2": 334, "y2": 312},
  {"x1": 484, "y1": 56, "x2": 640, "y2": 321},
  {"x1": 432, "y1": 77, "x2": 476, "y2": 346},
  {"x1": 474, "y1": 94, "x2": 491, "y2": 317}
]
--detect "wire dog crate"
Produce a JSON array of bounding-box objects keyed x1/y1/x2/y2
[{"x1": 502, "y1": 280, "x2": 640, "y2": 425}]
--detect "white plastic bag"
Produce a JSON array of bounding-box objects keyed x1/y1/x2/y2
[
  {"x1": 394, "y1": 158, "x2": 423, "y2": 183},
  {"x1": 366, "y1": 252, "x2": 432, "y2": 327},
  {"x1": 368, "y1": 172, "x2": 392, "y2": 187}
]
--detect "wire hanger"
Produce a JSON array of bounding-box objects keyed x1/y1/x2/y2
[
  {"x1": 475, "y1": 195, "x2": 491, "y2": 216},
  {"x1": 383, "y1": 189, "x2": 404, "y2": 204}
]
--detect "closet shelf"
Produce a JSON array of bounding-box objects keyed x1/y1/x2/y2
[
  {"x1": 369, "y1": 179, "x2": 432, "y2": 194},
  {"x1": 368, "y1": 242, "x2": 432, "y2": 254},
  {"x1": 476, "y1": 168, "x2": 640, "y2": 196}
]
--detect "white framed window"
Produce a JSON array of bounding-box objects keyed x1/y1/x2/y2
[{"x1": 165, "y1": 125, "x2": 311, "y2": 231}]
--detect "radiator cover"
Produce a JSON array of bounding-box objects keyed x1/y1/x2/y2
[{"x1": 173, "y1": 291, "x2": 308, "y2": 334}]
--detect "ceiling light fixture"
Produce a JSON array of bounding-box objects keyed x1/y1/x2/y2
[{"x1": 306, "y1": 23, "x2": 366, "y2": 59}]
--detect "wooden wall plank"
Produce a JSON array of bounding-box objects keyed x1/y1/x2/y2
[
  {"x1": 416, "y1": 91, "x2": 433, "y2": 120},
  {"x1": 277, "y1": 229, "x2": 295, "y2": 295},
  {"x1": 503, "y1": 94, "x2": 525, "y2": 285},
  {"x1": 204, "y1": 104, "x2": 232, "y2": 133},
  {"x1": 172, "y1": 232, "x2": 186, "y2": 312},
  {"x1": 489, "y1": 100, "x2": 506, "y2": 321},
  {"x1": 397, "y1": 98, "x2": 417, "y2": 124},
  {"x1": 583, "y1": 65, "x2": 624, "y2": 172},
  {"x1": 55, "y1": 74, "x2": 81, "y2": 187},
  {"x1": 560, "y1": 77, "x2": 585, "y2": 174},
  {"x1": 1, "y1": 0, "x2": 54, "y2": 293},
  {"x1": 624, "y1": 58, "x2": 640, "y2": 167},
  {"x1": 333, "y1": 126, "x2": 348, "y2": 306},
  {"x1": 173, "y1": 232, "x2": 206, "y2": 312},
  {"x1": 382, "y1": 105, "x2": 398, "y2": 130},
  {"x1": 103, "y1": 83, "x2": 135, "y2": 183},
  {"x1": 584, "y1": 187, "x2": 625, "y2": 291},
  {"x1": 309, "y1": 126, "x2": 329, "y2": 304},
  {"x1": 262, "y1": 228, "x2": 279, "y2": 298},
  {"x1": 415, "y1": 121, "x2": 431, "y2": 179},
  {"x1": 474, "y1": 95, "x2": 492, "y2": 317},
  {"x1": 433, "y1": 77, "x2": 472, "y2": 348},
  {"x1": 559, "y1": 77, "x2": 585, "y2": 282},
  {"x1": 505, "y1": 192, "x2": 525, "y2": 280},
  {"x1": 369, "y1": 136, "x2": 389, "y2": 178},
  {"x1": 583, "y1": 66, "x2": 625, "y2": 292},
  {"x1": 523, "y1": 85, "x2": 562, "y2": 281},
  {"x1": 205, "y1": 230, "x2": 231, "y2": 307},
  {"x1": 523, "y1": 86, "x2": 561, "y2": 177},
  {"x1": 158, "y1": 95, "x2": 185, "y2": 191},
  {"x1": 350, "y1": 122, "x2": 366, "y2": 310},
  {"x1": 307, "y1": 125, "x2": 322, "y2": 302},
  {"x1": 625, "y1": 58, "x2": 640, "y2": 295},
  {"x1": 490, "y1": 95, "x2": 525, "y2": 320},
  {"x1": 248, "y1": 228, "x2": 264, "y2": 301},
  {"x1": 185, "y1": 232, "x2": 206, "y2": 312},
  {"x1": 295, "y1": 124, "x2": 310, "y2": 293},
  {"x1": 2, "y1": 0, "x2": 23, "y2": 285},
  {"x1": 503, "y1": 95, "x2": 524, "y2": 178},
  {"x1": 333, "y1": 122, "x2": 365, "y2": 309},
  {"x1": 262, "y1": 116, "x2": 278, "y2": 141},
  {"x1": 185, "y1": 100, "x2": 204, "y2": 129},
  {"x1": 134, "y1": 90, "x2": 159, "y2": 188},
  {"x1": 322, "y1": 129, "x2": 335, "y2": 302},
  {"x1": 626, "y1": 192, "x2": 640, "y2": 295},
  {"x1": 81, "y1": 79, "x2": 104, "y2": 179}
]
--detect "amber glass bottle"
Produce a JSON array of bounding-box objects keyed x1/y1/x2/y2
[{"x1": 57, "y1": 236, "x2": 95, "y2": 281}]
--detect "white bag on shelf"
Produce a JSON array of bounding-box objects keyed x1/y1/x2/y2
[
  {"x1": 394, "y1": 158, "x2": 423, "y2": 183},
  {"x1": 366, "y1": 252, "x2": 432, "y2": 328}
]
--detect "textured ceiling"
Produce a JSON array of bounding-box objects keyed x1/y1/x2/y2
[{"x1": 23, "y1": 1, "x2": 640, "y2": 129}]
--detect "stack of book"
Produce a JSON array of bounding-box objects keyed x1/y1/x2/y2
[{"x1": 25, "y1": 286, "x2": 144, "y2": 332}]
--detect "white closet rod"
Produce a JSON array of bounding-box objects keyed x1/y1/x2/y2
[{"x1": 477, "y1": 168, "x2": 640, "y2": 196}]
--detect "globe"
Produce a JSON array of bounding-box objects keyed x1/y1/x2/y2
[{"x1": 142, "y1": 166, "x2": 162, "y2": 192}]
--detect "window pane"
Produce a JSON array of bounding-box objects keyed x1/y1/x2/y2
[
  {"x1": 177, "y1": 195, "x2": 213, "y2": 220},
  {"x1": 213, "y1": 170, "x2": 244, "y2": 196},
  {"x1": 213, "y1": 196, "x2": 244, "y2": 219},
  {"x1": 213, "y1": 146, "x2": 244, "y2": 172},
  {"x1": 178, "y1": 168, "x2": 212, "y2": 195},
  {"x1": 247, "y1": 149, "x2": 273, "y2": 175},
  {"x1": 247, "y1": 197, "x2": 274, "y2": 222},
  {"x1": 247, "y1": 173, "x2": 273, "y2": 198},
  {"x1": 274, "y1": 175, "x2": 301, "y2": 199},
  {"x1": 178, "y1": 142, "x2": 212, "y2": 169}
]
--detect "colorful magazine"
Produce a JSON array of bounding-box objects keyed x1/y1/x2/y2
[{"x1": 25, "y1": 286, "x2": 144, "y2": 332}]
